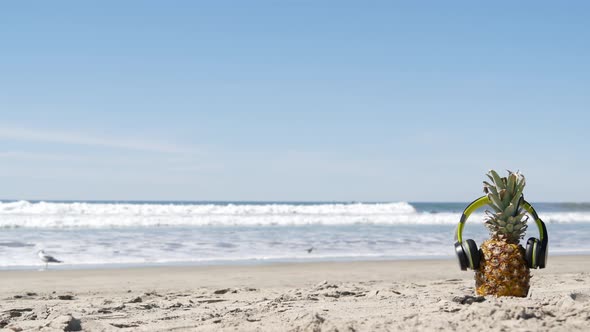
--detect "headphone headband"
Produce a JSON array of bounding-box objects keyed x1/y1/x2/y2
[{"x1": 454, "y1": 195, "x2": 547, "y2": 245}]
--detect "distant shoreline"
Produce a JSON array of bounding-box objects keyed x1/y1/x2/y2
[{"x1": 3, "y1": 251, "x2": 590, "y2": 272}]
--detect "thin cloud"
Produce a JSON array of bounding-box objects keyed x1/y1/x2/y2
[
  {"x1": 0, "y1": 151, "x2": 84, "y2": 161},
  {"x1": 0, "y1": 150, "x2": 218, "y2": 175},
  {"x1": 0, "y1": 126, "x2": 194, "y2": 154}
]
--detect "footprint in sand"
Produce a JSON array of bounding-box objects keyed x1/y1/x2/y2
[{"x1": 570, "y1": 293, "x2": 590, "y2": 302}]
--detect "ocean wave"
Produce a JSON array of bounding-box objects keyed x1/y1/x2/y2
[
  {"x1": 1, "y1": 201, "x2": 590, "y2": 228},
  {"x1": 0, "y1": 200, "x2": 417, "y2": 215}
]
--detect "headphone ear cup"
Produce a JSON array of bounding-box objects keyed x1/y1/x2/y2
[
  {"x1": 525, "y1": 237, "x2": 538, "y2": 268},
  {"x1": 537, "y1": 240, "x2": 547, "y2": 269},
  {"x1": 463, "y1": 239, "x2": 481, "y2": 270},
  {"x1": 455, "y1": 241, "x2": 469, "y2": 271}
]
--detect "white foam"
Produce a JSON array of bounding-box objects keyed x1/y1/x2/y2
[
  {"x1": 1, "y1": 201, "x2": 590, "y2": 228},
  {"x1": 0, "y1": 200, "x2": 417, "y2": 215}
]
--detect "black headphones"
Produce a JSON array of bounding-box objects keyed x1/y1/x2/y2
[{"x1": 454, "y1": 195, "x2": 548, "y2": 271}]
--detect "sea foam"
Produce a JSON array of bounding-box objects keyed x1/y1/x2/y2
[{"x1": 1, "y1": 201, "x2": 589, "y2": 229}]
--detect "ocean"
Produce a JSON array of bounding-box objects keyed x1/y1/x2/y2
[{"x1": 1, "y1": 200, "x2": 590, "y2": 270}]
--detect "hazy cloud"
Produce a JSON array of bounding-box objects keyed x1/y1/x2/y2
[{"x1": 0, "y1": 126, "x2": 194, "y2": 154}]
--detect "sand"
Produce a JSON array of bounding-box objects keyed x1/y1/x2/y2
[{"x1": 1, "y1": 256, "x2": 589, "y2": 331}]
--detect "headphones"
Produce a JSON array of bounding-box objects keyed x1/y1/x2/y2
[{"x1": 454, "y1": 195, "x2": 548, "y2": 271}]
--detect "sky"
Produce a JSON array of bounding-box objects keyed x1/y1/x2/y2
[{"x1": 1, "y1": 1, "x2": 589, "y2": 202}]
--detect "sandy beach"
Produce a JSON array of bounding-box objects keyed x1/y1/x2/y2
[{"x1": 0, "y1": 256, "x2": 588, "y2": 331}]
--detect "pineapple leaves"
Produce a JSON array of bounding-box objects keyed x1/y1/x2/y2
[
  {"x1": 483, "y1": 181, "x2": 499, "y2": 197},
  {"x1": 487, "y1": 201, "x2": 502, "y2": 213},
  {"x1": 507, "y1": 173, "x2": 516, "y2": 196},
  {"x1": 488, "y1": 193, "x2": 504, "y2": 211},
  {"x1": 514, "y1": 211, "x2": 528, "y2": 222},
  {"x1": 489, "y1": 170, "x2": 506, "y2": 190},
  {"x1": 486, "y1": 174, "x2": 495, "y2": 183},
  {"x1": 500, "y1": 188, "x2": 511, "y2": 206},
  {"x1": 504, "y1": 202, "x2": 517, "y2": 217},
  {"x1": 517, "y1": 173, "x2": 526, "y2": 188},
  {"x1": 482, "y1": 169, "x2": 529, "y2": 242}
]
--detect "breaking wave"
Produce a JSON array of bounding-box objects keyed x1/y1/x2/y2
[{"x1": 1, "y1": 200, "x2": 589, "y2": 229}]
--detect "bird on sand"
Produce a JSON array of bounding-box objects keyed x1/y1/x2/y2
[{"x1": 38, "y1": 250, "x2": 63, "y2": 270}]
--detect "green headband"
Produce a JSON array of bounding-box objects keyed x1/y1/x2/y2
[{"x1": 455, "y1": 195, "x2": 546, "y2": 243}]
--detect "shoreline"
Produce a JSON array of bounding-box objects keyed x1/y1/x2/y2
[
  {"x1": 1, "y1": 256, "x2": 589, "y2": 331},
  {"x1": 3, "y1": 251, "x2": 590, "y2": 272},
  {"x1": 0, "y1": 254, "x2": 457, "y2": 272}
]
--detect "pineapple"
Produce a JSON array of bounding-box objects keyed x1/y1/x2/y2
[{"x1": 475, "y1": 170, "x2": 531, "y2": 297}]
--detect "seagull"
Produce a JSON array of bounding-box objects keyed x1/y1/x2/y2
[
  {"x1": 38, "y1": 250, "x2": 63, "y2": 270},
  {"x1": 306, "y1": 247, "x2": 315, "y2": 254}
]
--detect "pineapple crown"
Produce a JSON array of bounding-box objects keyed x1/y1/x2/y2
[{"x1": 483, "y1": 170, "x2": 528, "y2": 243}]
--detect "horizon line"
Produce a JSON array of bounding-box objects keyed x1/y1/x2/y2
[{"x1": 1, "y1": 199, "x2": 589, "y2": 204}]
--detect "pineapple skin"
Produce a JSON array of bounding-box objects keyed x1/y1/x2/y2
[{"x1": 475, "y1": 239, "x2": 530, "y2": 297}]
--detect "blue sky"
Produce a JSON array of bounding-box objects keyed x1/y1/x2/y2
[{"x1": 1, "y1": 1, "x2": 589, "y2": 201}]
